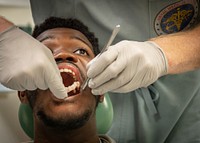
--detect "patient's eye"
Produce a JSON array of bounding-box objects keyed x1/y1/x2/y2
[{"x1": 74, "y1": 48, "x2": 88, "y2": 56}]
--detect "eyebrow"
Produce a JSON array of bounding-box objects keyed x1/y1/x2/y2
[
  {"x1": 72, "y1": 36, "x2": 92, "y2": 48},
  {"x1": 39, "y1": 35, "x2": 92, "y2": 49},
  {"x1": 39, "y1": 35, "x2": 54, "y2": 42}
]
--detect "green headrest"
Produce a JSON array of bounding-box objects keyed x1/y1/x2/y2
[{"x1": 18, "y1": 93, "x2": 113, "y2": 139}]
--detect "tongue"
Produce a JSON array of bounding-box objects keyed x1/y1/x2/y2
[{"x1": 60, "y1": 72, "x2": 74, "y2": 87}]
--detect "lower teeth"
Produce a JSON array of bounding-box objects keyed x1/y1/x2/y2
[{"x1": 66, "y1": 81, "x2": 80, "y2": 93}]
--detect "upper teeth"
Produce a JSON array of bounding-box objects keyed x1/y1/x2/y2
[
  {"x1": 59, "y1": 68, "x2": 80, "y2": 93},
  {"x1": 59, "y1": 68, "x2": 75, "y2": 76}
]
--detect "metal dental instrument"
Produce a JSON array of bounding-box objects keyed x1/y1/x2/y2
[{"x1": 81, "y1": 24, "x2": 120, "y2": 90}]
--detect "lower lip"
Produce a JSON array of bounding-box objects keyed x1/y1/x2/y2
[
  {"x1": 66, "y1": 91, "x2": 82, "y2": 100},
  {"x1": 50, "y1": 89, "x2": 81, "y2": 102},
  {"x1": 62, "y1": 93, "x2": 81, "y2": 102}
]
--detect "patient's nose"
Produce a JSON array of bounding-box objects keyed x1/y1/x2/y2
[{"x1": 55, "y1": 52, "x2": 78, "y2": 63}]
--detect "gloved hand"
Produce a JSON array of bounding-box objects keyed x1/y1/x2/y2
[
  {"x1": 0, "y1": 26, "x2": 67, "y2": 99},
  {"x1": 87, "y1": 40, "x2": 168, "y2": 95}
]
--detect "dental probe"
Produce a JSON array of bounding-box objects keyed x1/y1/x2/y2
[{"x1": 81, "y1": 24, "x2": 120, "y2": 90}]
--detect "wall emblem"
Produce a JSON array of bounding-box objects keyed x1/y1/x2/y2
[{"x1": 154, "y1": 0, "x2": 198, "y2": 35}]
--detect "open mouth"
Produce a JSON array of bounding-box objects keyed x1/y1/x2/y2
[{"x1": 59, "y1": 68, "x2": 81, "y2": 97}]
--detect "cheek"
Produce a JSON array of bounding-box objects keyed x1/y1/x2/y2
[
  {"x1": 78, "y1": 59, "x2": 91, "y2": 77},
  {"x1": 32, "y1": 90, "x2": 52, "y2": 111},
  {"x1": 80, "y1": 95, "x2": 96, "y2": 107},
  {"x1": 68, "y1": 92, "x2": 96, "y2": 110},
  {"x1": 65, "y1": 95, "x2": 96, "y2": 115},
  {"x1": 80, "y1": 58, "x2": 90, "y2": 65}
]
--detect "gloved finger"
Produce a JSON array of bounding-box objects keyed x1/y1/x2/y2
[
  {"x1": 90, "y1": 55, "x2": 142, "y2": 94},
  {"x1": 90, "y1": 74, "x2": 129, "y2": 95},
  {"x1": 47, "y1": 74, "x2": 67, "y2": 99},
  {"x1": 86, "y1": 55, "x2": 99, "y2": 70},
  {"x1": 0, "y1": 26, "x2": 67, "y2": 100},
  {"x1": 87, "y1": 46, "x2": 118, "y2": 78},
  {"x1": 27, "y1": 42, "x2": 68, "y2": 99},
  {"x1": 88, "y1": 54, "x2": 127, "y2": 88},
  {"x1": 44, "y1": 64, "x2": 68, "y2": 99},
  {"x1": 24, "y1": 49, "x2": 68, "y2": 99},
  {"x1": 43, "y1": 49, "x2": 68, "y2": 99},
  {"x1": 90, "y1": 66, "x2": 135, "y2": 95}
]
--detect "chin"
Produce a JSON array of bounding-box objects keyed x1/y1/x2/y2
[{"x1": 37, "y1": 106, "x2": 93, "y2": 130}]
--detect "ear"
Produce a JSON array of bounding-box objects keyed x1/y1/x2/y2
[
  {"x1": 18, "y1": 91, "x2": 29, "y2": 104},
  {"x1": 99, "y1": 94, "x2": 104, "y2": 103}
]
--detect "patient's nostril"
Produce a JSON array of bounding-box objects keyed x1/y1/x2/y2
[
  {"x1": 66, "y1": 57, "x2": 74, "y2": 61},
  {"x1": 55, "y1": 58, "x2": 63, "y2": 63}
]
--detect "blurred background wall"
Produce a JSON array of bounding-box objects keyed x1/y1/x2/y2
[{"x1": 0, "y1": 0, "x2": 34, "y2": 142}]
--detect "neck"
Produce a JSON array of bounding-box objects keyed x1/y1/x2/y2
[{"x1": 34, "y1": 117, "x2": 99, "y2": 143}]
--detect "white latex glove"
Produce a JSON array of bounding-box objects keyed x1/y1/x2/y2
[
  {"x1": 0, "y1": 26, "x2": 67, "y2": 99},
  {"x1": 87, "y1": 40, "x2": 168, "y2": 95}
]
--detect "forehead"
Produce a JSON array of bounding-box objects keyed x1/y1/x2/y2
[{"x1": 37, "y1": 28, "x2": 92, "y2": 47}]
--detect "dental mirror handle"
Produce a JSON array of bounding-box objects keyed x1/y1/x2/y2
[{"x1": 81, "y1": 25, "x2": 120, "y2": 90}]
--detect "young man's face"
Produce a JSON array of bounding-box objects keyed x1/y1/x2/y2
[{"x1": 19, "y1": 28, "x2": 102, "y2": 130}]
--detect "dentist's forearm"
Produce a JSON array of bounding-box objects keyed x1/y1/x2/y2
[
  {"x1": 0, "y1": 16, "x2": 14, "y2": 33},
  {"x1": 150, "y1": 24, "x2": 200, "y2": 74}
]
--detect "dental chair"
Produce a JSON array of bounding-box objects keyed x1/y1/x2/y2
[{"x1": 18, "y1": 93, "x2": 113, "y2": 139}]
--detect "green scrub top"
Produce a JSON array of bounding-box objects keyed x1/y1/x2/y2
[{"x1": 30, "y1": 0, "x2": 200, "y2": 142}]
